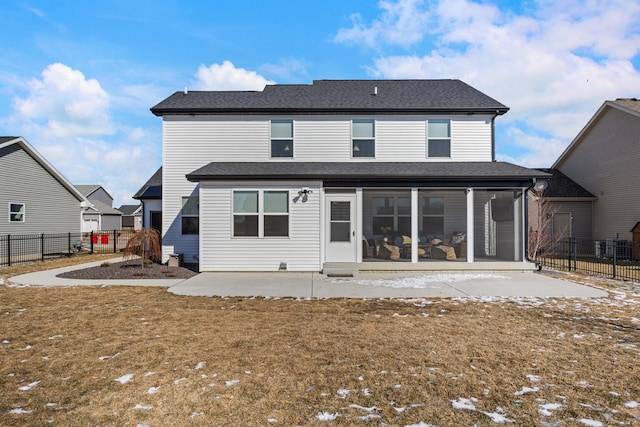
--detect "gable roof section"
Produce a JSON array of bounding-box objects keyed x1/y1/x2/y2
[
  {"x1": 84, "y1": 199, "x2": 122, "y2": 216},
  {"x1": 151, "y1": 80, "x2": 509, "y2": 116},
  {"x1": 534, "y1": 168, "x2": 596, "y2": 200},
  {"x1": 118, "y1": 204, "x2": 142, "y2": 215},
  {"x1": 553, "y1": 98, "x2": 640, "y2": 168},
  {"x1": 0, "y1": 136, "x2": 86, "y2": 203},
  {"x1": 133, "y1": 166, "x2": 162, "y2": 199},
  {"x1": 75, "y1": 184, "x2": 115, "y2": 201},
  {"x1": 186, "y1": 161, "x2": 548, "y2": 186}
]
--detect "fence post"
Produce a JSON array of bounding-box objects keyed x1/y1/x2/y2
[
  {"x1": 113, "y1": 230, "x2": 117, "y2": 254},
  {"x1": 68, "y1": 232, "x2": 72, "y2": 255},
  {"x1": 41, "y1": 233, "x2": 44, "y2": 262},
  {"x1": 572, "y1": 238, "x2": 577, "y2": 271},
  {"x1": 7, "y1": 234, "x2": 10, "y2": 267},
  {"x1": 613, "y1": 239, "x2": 617, "y2": 279},
  {"x1": 567, "y1": 238, "x2": 572, "y2": 271},
  {"x1": 90, "y1": 231, "x2": 94, "y2": 254}
]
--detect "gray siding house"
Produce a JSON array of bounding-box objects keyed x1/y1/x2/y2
[
  {"x1": 151, "y1": 80, "x2": 548, "y2": 272},
  {"x1": 0, "y1": 136, "x2": 86, "y2": 235},
  {"x1": 553, "y1": 99, "x2": 640, "y2": 243},
  {"x1": 76, "y1": 185, "x2": 123, "y2": 231}
]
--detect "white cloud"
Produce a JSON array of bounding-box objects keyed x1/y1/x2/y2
[
  {"x1": 336, "y1": 0, "x2": 640, "y2": 167},
  {"x1": 13, "y1": 63, "x2": 113, "y2": 138},
  {"x1": 192, "y1": 60, "x2": 275, "y2": 91},
  {"x1": 334, "y1": 0, "x2": 432, "y2": 48}
]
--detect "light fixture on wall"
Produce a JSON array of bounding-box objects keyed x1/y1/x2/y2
[{"x1": 293, "y1": 188, "x2": 313, "y2": 203}]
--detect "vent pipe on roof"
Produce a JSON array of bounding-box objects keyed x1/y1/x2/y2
[
  {"x1": 374, "y1": 86, "x2": 378, "y2": 96},
  {"x1": 184, "y1": 86, "x2": 188, "y2": 95}
]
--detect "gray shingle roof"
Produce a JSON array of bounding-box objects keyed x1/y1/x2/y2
[
  {"x1": 186, "y1": 161, "x2": 547, "y2": 183},
  {"x1": 117, "y1": 204, "x2": 141, "y2": 215},
  {"x1": 133, "y1": 166, "x2": 162, "y2": 199},
  {"x1": 0, "y1": 136, "x2": 20, "y2": 144},
  {"x1": 612, "y1": 98, "x2": 640, "y2": 113},
  {"x1": 151, "y1": 80, "x2": 509, "y2": 115},
  {"x1": 534, "y1": 169, "x2": 595, "y2": 198}
]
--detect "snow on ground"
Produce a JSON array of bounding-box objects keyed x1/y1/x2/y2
[
  {"x1": 114, "y1": 374, "x2": 134, "y2": 384},
  {"x1": 337, "y1": 273, "x2": 510, "y2": 288}
]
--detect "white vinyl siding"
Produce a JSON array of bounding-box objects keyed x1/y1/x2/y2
[
  {"x1": 199, "y1": 181, "x2": 321, "y2": 271},
  {"x1": 161, "y1": 115, "x2": 495, "y2": 264},
  {"x1": 375, "y1": 119, "x2": 426, "y2": 159}
]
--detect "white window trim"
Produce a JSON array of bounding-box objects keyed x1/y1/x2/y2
[
  {"x1": 427, "y1": 118, "x2": 451, "y2": 158},
  {"x1": 181, "y1": 196, "x2": 199, "y2": 235},
  {"x1": 352, "y1": 119, "x2": 376, "y2": 158},
  {"x1": 232, "y1": 190, "x2": 290, "y2": 238},
  {"x1": 9, "y1": 202, "x2": 26, "y2": 223},
  {"x1": 270, "y1": 119, "x2": 294, "y2": 159}
]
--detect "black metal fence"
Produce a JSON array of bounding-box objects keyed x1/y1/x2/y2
[
  {"x1": 0, "y1": 229, "x2": 136, "y2": 267},
  {"x1": 535, "y1": 238, "x2": 640, "y2": 282}
]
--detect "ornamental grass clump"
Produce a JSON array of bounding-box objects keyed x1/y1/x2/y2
[{"x1": 122, "y1": 228, "x2": 161, "y2": 269}]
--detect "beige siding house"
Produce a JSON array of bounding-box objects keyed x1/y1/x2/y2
[{"x1": 553, "y1": 99, "x2": 640, "y2": 242}]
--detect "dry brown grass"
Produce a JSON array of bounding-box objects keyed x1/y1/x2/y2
[{"x1": 1, "y1": 259, "x2": 640, "y2": 426}]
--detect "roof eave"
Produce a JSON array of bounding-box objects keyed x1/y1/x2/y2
[{"x1": 152, "y1": 107, "x2": 509, "y2": 117}]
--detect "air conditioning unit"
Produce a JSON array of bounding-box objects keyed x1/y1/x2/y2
[
  {"x1": 594, "y1": 241, "x2": 602, "y2": 257},
  {"x1": 605, "y1": 239, "x2": 615, "y2": 257}
]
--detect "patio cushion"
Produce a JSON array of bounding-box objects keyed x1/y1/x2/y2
[{"x1": 431, "y1": 245, "x2": 457, "y2": 260}]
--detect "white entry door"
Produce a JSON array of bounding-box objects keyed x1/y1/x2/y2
[{"x1": 325, "y1": 195, "x2": 357, "y2": 263}]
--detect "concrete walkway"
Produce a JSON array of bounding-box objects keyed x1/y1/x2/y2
[
  {"x1": 5, "y1": 259, "x2": 608, "y2": 299},
  {"x1": 168, "y1": 271, "x2": 608, "y2": 299}
]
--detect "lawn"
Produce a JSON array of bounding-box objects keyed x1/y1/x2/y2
[{"x1": 1, "y1": 258, "x2": 639, "y2": 426}]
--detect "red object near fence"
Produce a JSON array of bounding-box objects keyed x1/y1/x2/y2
[
  {"x1": 101, "y1": 234, "x2": 109, "y2": 244},
  {"x1": 92, "y1": 234, "x2": 98, "y2": 244}
]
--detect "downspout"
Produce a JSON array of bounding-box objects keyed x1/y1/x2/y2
[{"x1": 491, "y1": 115, "x2": 496, "y2": 161}]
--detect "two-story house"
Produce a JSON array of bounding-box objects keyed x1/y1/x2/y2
[{"x1": 150, "y1": 80, "x2": 547, "y2": 272}]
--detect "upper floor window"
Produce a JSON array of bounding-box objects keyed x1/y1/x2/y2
[
  {"x1": 233, "y1": 190, "x2": 289, "y2": 237},
  {"x1": 428, "y1": 119, "x2": 451, "y2": 158},
  {"x1": 181, "y1": 196, "x2": 199, "y2": 235},
  {"x1": 9, "y1": 203, "x2": 25, "y2": 222},
  {"x1": 352, "y1": 119, "x2": 375, "y2": 158},
  {"x1": 271, "y1": 120, "x2": 293, "y2": 158}
]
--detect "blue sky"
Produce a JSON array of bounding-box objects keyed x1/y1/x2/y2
[{"x1": 1, "y1": 0, "x2": 639, "y2": 206}]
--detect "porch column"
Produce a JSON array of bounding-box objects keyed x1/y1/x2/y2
[
  {"x1": 411, "y1": 187, "x2": 419, "y2": 263},
  {"x1": 466, "y1": 188, "x2": 475, "y2": 263},
  {"x1": 356, "y1": 187, "x2": 363, "y2": 263}
]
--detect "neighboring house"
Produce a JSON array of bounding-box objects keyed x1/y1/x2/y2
[
  {"x1": 552, "y1": 98, "x2": 640, "y2": 244},
  {"x1": 527, "y1": 168, "x2": 596, "y2": 245},
  {"x1": 150, "y1": 79, "x2": 548, "y2": 271},
  {"x1": 133, "y1": 166, "x2": 162, "y2": 232},
  {"x1": 0, "y1": 136, "x2": 87, "y2": 235},
  {"x1": 76, "y1": 185, "x2": 123, "y2": 231},
  {"x1": 117, "y1": 204, "x2": 142, "y2": 230}
]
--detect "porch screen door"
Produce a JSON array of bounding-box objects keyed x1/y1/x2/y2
[{"x1": 325, "y1": 195, "x2": 357, "y2": 262}]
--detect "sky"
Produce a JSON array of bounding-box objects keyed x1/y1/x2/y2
[{"x1": 0, "y1": 0, "x2": 639, "y2": 207}]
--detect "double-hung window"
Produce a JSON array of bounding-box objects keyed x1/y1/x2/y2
[
  {"x1": 233, "y1": 190, "x2": 289, "y2": 237},
  {"x1": 428, "y1": 119, "x2": 451, "y2": 158},
  {"x1": 371, "y1": 197, "x2": 410, "y2": 235},
  {"x1": 271, "y1": 120, "x2": 293, "y2": 158},
  {"x1": 352, "y1": 119, "x2": 375, "y2": 157},
  {"x1": 181, "y1": 196, "x2": 199, "y2": 235},
  {"x1": 9, "y1": 203, "x2": 25, "y2": 222},
  {"x1": 422, "y1": 196, "x2": 444, "y2": 235}
]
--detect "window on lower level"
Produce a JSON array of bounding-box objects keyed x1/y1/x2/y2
[
  {"x1": 422, "y1": 196, "x2": 444, "y2": 235},
  {"x1": 181, "y1": 196, "x2": 199, "y2": 235},
  {"x1": 233, "y1": 190, "x2": 289, "y2": 237},
  {"x1": 9, "y1": 203, "x2": 25, "y2": 222},
  {"x1": 371, "y1": 196, "x2": 410, "y2": 235},
  {"x1": 428, "y1": 119, "x2": 451, "y2": 158}
]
